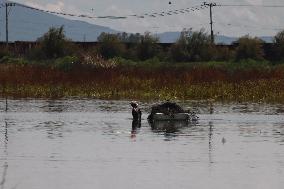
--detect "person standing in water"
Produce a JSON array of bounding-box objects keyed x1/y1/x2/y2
[
  {"x1": 130, "y1": 101, "x2": 142, "y2": 122},
  {"x1": 130, "y1": 102, "x2": 142, "y2": 139}
]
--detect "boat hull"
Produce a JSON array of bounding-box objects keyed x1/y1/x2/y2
[{"x1": 152, "y1": 113, "x2": 191, "y2": 121}]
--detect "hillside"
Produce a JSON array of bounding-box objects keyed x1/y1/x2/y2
[
  {"x1": 0, "y1": 1, "x2": 273, "y2": 44},
  {"x1": 0, "y1": 1, "x2": 117, "y2": 42}
]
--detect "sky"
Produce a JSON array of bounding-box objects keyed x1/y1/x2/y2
[{"x1": 6, "y1": 0, "x2": 284, "y2": 37}]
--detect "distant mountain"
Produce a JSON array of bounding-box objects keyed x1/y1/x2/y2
[
  {"x1": 0, "y1": 1, "x2": 274, "y2": 44},
  {"x1": 0, "y1": 0, "x2": 117, "y2": 42},
  {"x1": 156, "y1": 32, "x2": 181, "y2": 43},
  {"x1": 215, "y1": 35, "x2": 239, "y2": 45},
  {"x1": 157, "y1": 32, "x2": 274, "y2": 44}
]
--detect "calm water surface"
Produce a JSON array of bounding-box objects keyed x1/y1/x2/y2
[{"x1": 0, "y1": 99, "x2": 284, "y2": 189}]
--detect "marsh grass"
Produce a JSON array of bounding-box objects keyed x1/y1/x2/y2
[{"x1": 1, "y1": 60, "x2": 284, "y2": 103}]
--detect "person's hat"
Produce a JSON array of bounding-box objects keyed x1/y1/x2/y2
[{"x1": 130, "y1": 101, "x2": 138, "y2": 107}]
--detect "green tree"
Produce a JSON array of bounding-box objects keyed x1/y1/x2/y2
[
  {"x1": 136, "y1": 32, "x2": 160, "y2": 60},
  {"x1": 97, "y1": 32, "x2": 125, "y2": 59},
  {"x1": 273, "y1": 30, "x2": 284, "y2": 60},
  {"x1": 236, "y1": 35, "x2": 264, "y2": 61},
  {"x1": 170, "y1": 29, "x2": 214, "y2": 62},
  {"x1": 170, "y1": 29, "x2": 191, "y2": 61},
  {"x1": 127, "y1": 33, "x2": 142, "y2": 43},
  {"x1": 37, "y1": 26, "x2": 74, "y2": 59}
]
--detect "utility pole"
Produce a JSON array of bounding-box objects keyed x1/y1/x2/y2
[
  {"x1": 203, "y1": 2, "x2": 216, "y2": 44},
  {"x1": 5, "y1": 3, "x2": 16, "y2": 47},
  {"x1": 6, "y1": 3, "x2": 8, "y2": 47}
]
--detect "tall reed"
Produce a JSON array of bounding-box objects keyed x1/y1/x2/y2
[{"x1": 0, "y1": 62, "x2": 284, "y2": 102}]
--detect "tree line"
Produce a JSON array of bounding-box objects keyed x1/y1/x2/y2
[
  {"x1": 95, "y1": 28, "x2": 284, "y2": 62},
  {"x1": 1, "y1": 26, "x2": 284, "y2": 65}
]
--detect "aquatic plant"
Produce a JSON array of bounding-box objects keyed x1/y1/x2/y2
[{"x1": 0, "y1": 61, "x2": 284, "y2": 103}]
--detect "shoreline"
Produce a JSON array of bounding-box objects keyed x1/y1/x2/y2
[
  {"x1": 1, "y1": 79, "x2": 284, "y2": 103},
  {"x1": 1, "y1": 61, "x2": 284, "y2": 103}
]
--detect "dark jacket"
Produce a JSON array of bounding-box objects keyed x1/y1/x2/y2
[{"x1": 132, "y1": 107, "x2": 142, "y2": 121}]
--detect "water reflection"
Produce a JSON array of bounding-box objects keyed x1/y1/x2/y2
[
  {"x1": 150, "y1": 121, "x2": 182, "y2": 133},
  {"x1": 42, "y1": 100, "x2": 68, "y2": 112},
  {"x1": 35, "y1": 121, "x2": 65, "y2": 139},
  {"x1": 4, "y1": 122, "x2": 8, "y2": 146},
  {"x1": 0, "y1": 121, "x2": 8, "y2": 189},
  {"x1": 209, "y1": 102, "x2": 214, "y2": 114},
  {"x1": 272, "y1": 123, "x2": 284, "y2": 144},
  {"x1": 275, "y1": 106, "x2": 284, "y2": 114},
  {"x1": 149, "y1": 120, "x2": 198, "y2": 141},
  {"x1": 209, "y1": 121, "x2": 213, "y2": 150},
  {"x1": 131, "y1": 120, "x2": 141, "y2": 139},
  {"x1": 0, "y1": 162, "x2": 7, "y2": 189},
  {"x1": 0, "y1": 100, "x2": 284, "y2": 189},
  {"x1": 208, "y1": 121, "x2": 214, "y2": 164}
]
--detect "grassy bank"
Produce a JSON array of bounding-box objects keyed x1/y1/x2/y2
[
  {"x1": 2, "y1": 80, "x2": 284, "y2": 103},
  {"x1": 1, "y1": 60, "x2": 284, "y2": 103}
]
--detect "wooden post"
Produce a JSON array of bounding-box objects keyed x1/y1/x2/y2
[
  {"x1": 6, "y1": 3, "x2": 8, "y2": 47},
  {"x1": 204, "y1": 2, "x2": 216, "y2": 44},
  {"x1": 3, "y1": 82, "x2": 8, "y2": 112},
  {"x1": 5, "y1": 95, "x2": 8, "y2": 112}
]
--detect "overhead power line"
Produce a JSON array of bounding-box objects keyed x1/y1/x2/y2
[
  {"x1": 128, "y1": 4, "x2": 209, "y2": 18},
  {"x1": 1, "y1": 2, "x2": 284, "y2": 45},
  {"x1": 0, "y1": 2, "x2": 209, "y2": 44},
  {"x1": 0, "y1": 2, "x2": 209, "y2": 20},
  {"x1": 202, "y1": 2, "x2": 284, "y2": 44},
  {"x1": 1, "y1": 2, "x2": 284, "y2": 20},
  {"x1": 218, "y1": 4, "x2": 284, "y2": 8}
]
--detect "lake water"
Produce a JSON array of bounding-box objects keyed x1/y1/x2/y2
[{"x1": 0, "y1": 99, "x2": 284, "y2": 189}]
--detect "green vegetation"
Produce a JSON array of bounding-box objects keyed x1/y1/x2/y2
[
  {"x1": 96, "y1": 31, "x2": 161, "y2": 60},
  {"x1": 235, "y1": 35, "x2": 264, "y2": 61},
  {"x1": 1, "y1": 59, "x2": 284, "y2": 102},
  {"x1": 97, "y1": 32, "x2": 126, "y2": 59},
  {"x1": 170, "y1": 29, "x2": 214, "y2": 62},
  {"x1": 273, "y1": 30, "x2": 284, "y2": 60},
  {"x1": 29, "y1": 26, "x2": 77, "y2": 60},
  {"x1": 1, "y1": 26, "x2": 284, "y2": 103}
]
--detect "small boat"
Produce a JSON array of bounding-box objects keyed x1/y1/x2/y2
[
  {"x1": 152, "y1": 112, "x2": 192, "y2": 121},
  {"x1": 148, "y1": 102, "x2": 198, "y2": 123},
  {"x1": 150, "y1": 119, "x2": 190, "y2": 133}
]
